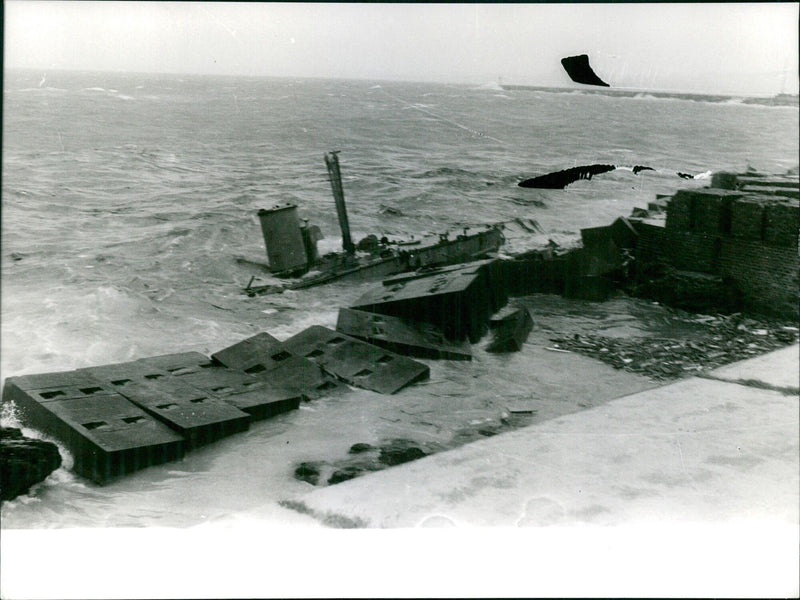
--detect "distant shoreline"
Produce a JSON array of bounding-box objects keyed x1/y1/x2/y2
[{"x1": 499, "y1": 84, "x2": 799, "y2": 107}]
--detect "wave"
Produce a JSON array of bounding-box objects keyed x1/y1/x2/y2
[
  {"x1": 16, "y1": 87, "x2": 68, "y2": 93},
  {"x1": 413, "y1": 166, "x2": 480, "y2": 179}
]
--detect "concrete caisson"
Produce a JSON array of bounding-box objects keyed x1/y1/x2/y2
[{"x1": 2, "y1": 373, "x2": 185, "y2": 484}]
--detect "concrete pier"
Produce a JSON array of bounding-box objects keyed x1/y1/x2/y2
[{"x1": 286, "y1": 344, "x2": 799, "y2": 528}]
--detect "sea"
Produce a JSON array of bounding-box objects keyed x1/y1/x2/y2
[{"x1": 2, "y1": 69, "x2": 798, "y2": 529}]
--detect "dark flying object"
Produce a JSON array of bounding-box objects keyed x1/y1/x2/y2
[{"x1": 561, "y1": 54, "x2": 611, "y2": 87}]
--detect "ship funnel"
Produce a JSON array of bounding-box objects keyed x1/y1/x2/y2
[{"x1": 257, "y1": 203, "x2": 308, "y2": 275}]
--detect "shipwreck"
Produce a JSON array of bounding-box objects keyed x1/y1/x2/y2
[{"x1": 245, "y1": 152, "x2": 505, "y2": 295}]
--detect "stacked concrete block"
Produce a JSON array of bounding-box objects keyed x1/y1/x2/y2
[
  {"x1": 710, "y1": 171, "x2": 740, "y2": 190},
  {"x1": 694, "y1": 189, "x2": 737, "y2": 235},
  {"x1": 665, "y1": 191, "x2": 694, "y2": 231},
  {"x1": 719, "y1": 237, "x2": 800, "y2": 318},
  {"x1": 667, "y1": 189, "x2": 743, "y2": 235},
  {"x1": 738, "y1": 175, "x2": 800, "y2": 200},
  {"x1": 737, "y1": 175, "x2": 799, "y2": 189},
  {"x1": 631, "y1": 222, "x2": 668, "y2": 265},
  {"x1": 764, "y1": 200, "x2": 800, "y2": 247},
  {"x1": 730, "y1": 197, "x2": 767, "y2": 241},
  {"x1": 2, "y1": 371, "x2": 185, "y2": 484},
  {"x1": 742, "y1": 185, "x2": 799, "y2": 200}
]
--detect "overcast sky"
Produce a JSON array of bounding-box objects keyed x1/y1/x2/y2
[{"x1": 5, "y1": 2, "x2": 798, "y2": 95}]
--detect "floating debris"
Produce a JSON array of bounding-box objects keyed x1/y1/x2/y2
[{"x1": 549, "y1": 314, "x2": 798, "y2": 380}]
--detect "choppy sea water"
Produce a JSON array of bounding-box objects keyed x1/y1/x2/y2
[{"x1": 2, "y1": 70, "x2": 797, "y2": 528}]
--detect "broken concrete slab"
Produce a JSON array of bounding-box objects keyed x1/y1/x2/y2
[
  {"x1": 336, "y1": 307, "x2": 472, "y2": 361},
  {"x1": 137, "y1": 352, "x2": 213, "y2": 376},
  {"x1": 168, "y1": 364, "x2": 303, "y2": 421},
  {"x1": 210, "y1": 332, "x2": 281, "y2": 370},
  {"x1": 353, "y1": 262, "x2": 499, "y2": 343},
  {"x1": 487, "y1": 307, "x2": 534, "y2": 353},
  {"x1": 211, "y1": 334, "x2": 347, "y2": 399},
  {"x1": 280, "y1": 326, "x2": 430, "y2": 394},
  {"x1": 3, "y1": 375, "x2": 185, "y2": 484},
  {"x1": 215, "y1": 386, "x2": 302, "y2": 421}
]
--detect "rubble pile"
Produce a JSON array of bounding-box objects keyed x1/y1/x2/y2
[{"x1": 550, "y1": 314, "x2": 798, "y2": 380}]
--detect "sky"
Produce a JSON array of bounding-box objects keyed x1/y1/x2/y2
[{"x1": 4, "y1": 2, "x2": 799, "y2": 95}]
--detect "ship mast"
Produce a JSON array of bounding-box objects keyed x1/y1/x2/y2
[{"x1": 324, "y1": 151, "x2": 355, "y2": 256}]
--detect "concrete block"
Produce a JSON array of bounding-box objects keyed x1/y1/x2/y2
[
  {"x1": 487, "y1": 308, "x2": 534, "y2": 353},
  {"x1": 502, "y1": 256, "x2": 566, "y2": 296},
  {"x1": 210, "y1": 332, "x2": 281, "y2": 370},
  {"x1": 610, "y1": 217, "x2": 639, "y2": 249},
  {"x1": 211, "y1": 334, "x2": 346, "y2": 399},
  {"x1": 667, "y1": 189, "x2": 742, "y2": 235},
  {"x1": 336, "y1": 307, "x2": 472, "y2": 361},
  {"x1": 281, "y1": 326, "x2": 430, "y2": 394},
  {"x1": 78, "y1": 361, "x2": 171, "y2": 386},
  {"x1": 137, "y1": 352, "x2": 213, "y2": 376},
  {"x1": 741, "y1": 185, "x2": 799, "y2": 200},
  {"x1": 647, "y1": 200, "x2": 668, "y2": 212},
  {"x1": 110, "y1": 377, "x2": 250, "y2": 447},
  {"x1": 167, "y1": 365, "x2": 302, "y2": 422},
  {"x1": 3, "y1": 377, "x2": 184, "y2": 484},
  {"x1": 353, "y1": 262, "x2": 495, "y2": 343},
  {"x1": 580, "y1": 226, "x2": 622, "y2": 276},
  {"x1": 764, "y1": 201, "x2": 800, "y2": 247},
  {"x1": 6, "y1": 370, "x2": 117, "y2": 402},
  {"x1": 215, "y1": 386, "x2": 302, "y2": 421},
  {"x1": 81, "y1": 357, "x2": 253, "y2": 443},
  {"x1": 730, "y1": 198, "x2": 766, "y2": 241},
  {"x1": 168, "y1": 366, "x2": 263, "y2": 396},
  {"x1": 711, "y1": 171, "x2": 739, "y2": 190},
  {"x1": 738, "y1": 175, "x2": 799, "y2": 189},
  {"x1": 665, "y1": 192, "x2": 693, "y2": 231}
]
